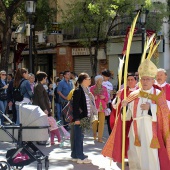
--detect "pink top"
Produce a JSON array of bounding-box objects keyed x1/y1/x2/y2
[
  {"x1": 90, "y1": 85, "x2": 108, "y2": 112},
  {"x1": 47, "y1": 116, "x2": 59, "y2": 131}
]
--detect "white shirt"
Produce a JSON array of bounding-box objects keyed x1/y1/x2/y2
[
  {"x1": 102, "y1": 81, "x2": 113, "y2": 103},
  {"x1": 155, "y1": 81, "x2": 167, "y2": 87}
]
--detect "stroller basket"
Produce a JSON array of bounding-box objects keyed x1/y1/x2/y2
[{"x1": 0, "y1": 104, "x2": 50, "y2": 170}]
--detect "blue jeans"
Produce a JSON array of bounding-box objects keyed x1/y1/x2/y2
[
  {"x1": 71, "y1": 125, "x2": 85, "y2": 160},
  {"x1": 55, "y1": 103, "x2": 62, "y2": 121},
  {"x1": 15, "y1": 104, "x2": 20, "y2": 125},
  {"x1": 0, "y1": 100, "x2": 7, "y2": 125}
]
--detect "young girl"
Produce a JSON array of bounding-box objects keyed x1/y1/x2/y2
[{"x1": 47, "y1": 112, "x2": 61, "y2": 145}]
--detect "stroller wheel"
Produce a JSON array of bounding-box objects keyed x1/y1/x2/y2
[
  {"x1": 37, "y1": 162, "x2": 42, "y2": 170},
  {"x1": 0, "y1": 161, "x2": 10, "y2": 170},
  {"x1": 45, "y1": 157, "x2": 49, "y2": 170}
]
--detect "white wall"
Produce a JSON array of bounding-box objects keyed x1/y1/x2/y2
[{"x1": 108, "y1": 55, "x2": 119, "y2": 88}]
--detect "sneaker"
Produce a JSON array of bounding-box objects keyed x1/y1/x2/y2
[
  {"x1": 84, "y1": 155, "x2": 88, "y2": 158},
  {"x1": 71, "y1": 158, "x2": 78, "y2": 162},
  {"x1": 77, "y1": 158, "x2": 91, "y2": 164}
]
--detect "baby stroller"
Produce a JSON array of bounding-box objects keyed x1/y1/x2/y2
[{"x1": 0, "y1": 104, "x2": 50, "y2": 170}]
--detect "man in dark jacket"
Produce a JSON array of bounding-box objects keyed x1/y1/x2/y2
[
  {"x1": 33, "y1": 71, "x2": 51, "y2": 115},
  {"x1": 33, "y1": 71, "x2": 50, "y2": 145}
]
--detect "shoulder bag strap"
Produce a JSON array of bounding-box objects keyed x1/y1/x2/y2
[{"x1": 18, "y1": 79, "x2": 26, "y2": 88}]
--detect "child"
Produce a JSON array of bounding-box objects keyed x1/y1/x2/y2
[{"x1": 47, "y1": 112, "x2": 61, "y2": 145}]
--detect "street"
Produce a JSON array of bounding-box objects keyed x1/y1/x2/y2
[{"x1": 0, "y1": 124, "x2": 129, "y2": 170}]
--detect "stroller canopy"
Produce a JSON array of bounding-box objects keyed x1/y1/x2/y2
[
  {"x1": 0, "y1": 104, "x2": 49, "y2": 142},
  {"x1": 19, "y1": 104, "x2": 49, "y2": 127}
]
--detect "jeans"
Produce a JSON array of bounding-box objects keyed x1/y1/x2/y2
[
  {"x1": 55, "y1": 103, "x2": 62, "y2": 121},
  {"x1": 71, "y1": 125, "x2": 85, "y2": 160},
  {"x1": 70, "y1": 124, "x2": 74, "y2": 151},
  {"x1": 15, "y1": 104, "x2": 20, "y2": 125},
  {"x1": 0, "y1": 100, "x2": 7, "y2": 125}
]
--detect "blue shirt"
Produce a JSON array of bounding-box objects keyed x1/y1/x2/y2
[
  {"x1": 57, "y1": 79, "x2": 73, "y2": 103},
  {"x1": 20, "y1": 79, "x2": 33, "y2": 99}
]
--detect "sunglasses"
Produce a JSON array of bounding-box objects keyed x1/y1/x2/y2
[{"x1": 1, "y1": 74, "x2": 6, "y2": 76}]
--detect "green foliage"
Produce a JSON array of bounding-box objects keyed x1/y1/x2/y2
[
  {"x1": 61, "y1": 0, "x2": 169, "y2": 43},
  {"x1": 60, "y1": 0, "x2": 169, "y2": 76},
  {"x1": 0, "y1": 0, "x2": 57, "y2": 31},
  {"x1": 35, "y1": 0, "x2": 57, "y2": 31},
  {"x1": 3, "y1": 0, "x2": 14, "y2": 8},
  {"x1": 61, "y1": 0, "x2": 147, "y2": 45},
  {"x1": 145, "y1": 2, "x2": 168, "y2": 32}
]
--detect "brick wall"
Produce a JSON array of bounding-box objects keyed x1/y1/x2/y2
[{"x1": 56, "y1": 46, "x2": 73, "y2": 76}]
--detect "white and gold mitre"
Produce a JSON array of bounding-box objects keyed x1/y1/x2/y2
[{"x1": 138, "y1": 59, "x2": 157, "y2": 78}]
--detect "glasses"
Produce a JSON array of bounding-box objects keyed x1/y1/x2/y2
[
  {"x1": 141, "y1": 78, "x2": 153, "y2": 82},
  {"x1": 1, "y1": 74, "x2": 6, "y2": 76}
]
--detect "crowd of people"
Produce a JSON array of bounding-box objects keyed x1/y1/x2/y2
[{"x1": 0, "y1": 60, "x2": 170, "y2": 168}]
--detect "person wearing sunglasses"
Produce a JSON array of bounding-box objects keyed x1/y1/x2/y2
[{"x1": 0, "y1": 70, "x2": 8, "y2": 125}]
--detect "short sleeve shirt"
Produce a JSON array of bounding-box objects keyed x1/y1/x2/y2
[
  {"x1": 57, "y1": 79, "x2": 73, "y2": 103},
  {"x1": 102, "y1": 81, "x2": 113, "y2": 103}
]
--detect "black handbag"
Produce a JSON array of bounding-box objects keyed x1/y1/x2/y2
[{"x1": 0, "y1": 91, "x2": 7, "y2": 101}]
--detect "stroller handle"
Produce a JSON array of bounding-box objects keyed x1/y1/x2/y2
[{"x1": 0, "y1": 110, "x2": 14, "y2": 124}]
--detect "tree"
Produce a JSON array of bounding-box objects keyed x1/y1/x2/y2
[
  {"x1": 0, "y1": 0, "x2": 57, "y2": 72},
  {"x1": 0, "y1": 0, "x2": 25, "y2": 72},
  {"x1": 61, "y1": 0, "x2": 168, "y2": 76}
]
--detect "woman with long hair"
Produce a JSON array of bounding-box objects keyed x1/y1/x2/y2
[
  {"x1": 71, "y1": 72, "x2": 97, "y2": 164},
  {"x1": 0, "y1": 70, "x2": 8, "y2": 124},
  {"x1": 13, "y1": 68, "x2": 33, "y2": 124}
]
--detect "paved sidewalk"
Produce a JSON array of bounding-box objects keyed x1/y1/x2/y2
[{"x1": 0, "y1": 125, "x2": 129, "y2": 170}]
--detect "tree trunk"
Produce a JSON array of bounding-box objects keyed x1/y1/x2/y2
[
  {"x1": 89, "y1": 46, "x2": 98, "y2": 77},
  {"x1": 0, "y1": 16, "x2": 12, "y2": 73}
]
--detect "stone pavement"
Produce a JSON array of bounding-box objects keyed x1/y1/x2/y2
[{"x1": 0, "y1": 124, "x2": 129, "y2": 170}]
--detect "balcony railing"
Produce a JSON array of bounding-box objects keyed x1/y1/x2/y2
[{"x1": 63, "y1": 23, "x2": 142, "y2": 40}]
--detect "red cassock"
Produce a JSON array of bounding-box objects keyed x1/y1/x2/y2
[
  {"x1": 102, "y1": 88, "x2": 170, "y2": 170},
  {"x1": 108, "y1": 88, "x2": 133, "y2": 162},
  {"x1": 153, "y1": 83, "x2": 170, "y2": 101}
]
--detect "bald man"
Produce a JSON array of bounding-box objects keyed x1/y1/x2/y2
[{"x1": 155, "y1": 68, "x2": 170, "y2": 109}]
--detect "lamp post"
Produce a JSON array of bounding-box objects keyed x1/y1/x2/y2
[
  {"x1": 25, "y1": 0, "x2": 36, "y2": 73},
  {"x1": 140, "y1": 6, "x2": 149, "y2": 54}
]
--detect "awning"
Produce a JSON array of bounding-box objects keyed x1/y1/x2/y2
[{"x1": 22, "y1": 48, "x2": 57, "y2": 55}]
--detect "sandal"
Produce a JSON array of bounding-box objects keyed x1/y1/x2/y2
[{"x1": 98, "y1": 138, "x2": 104, "y2": 143}]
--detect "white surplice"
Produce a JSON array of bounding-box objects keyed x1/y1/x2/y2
[{"x1": 126, "y1": 87, "x2": 160, "y2": 170}]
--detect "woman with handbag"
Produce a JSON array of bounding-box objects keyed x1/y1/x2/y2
[
  {"x1": 71, "y1": 72, "x2": 97, "y2": 164},
  {"x1": 90, "y1": 75, "x2": 108, "y2": 143},
  {"x1": 0, "y1": 70, "x2": 8, "y2": 125},
  {"x1": 13, "y1": 68, "x2": 33, "y2": 125}
]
